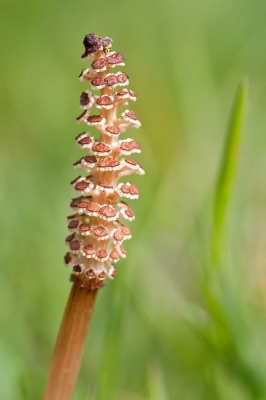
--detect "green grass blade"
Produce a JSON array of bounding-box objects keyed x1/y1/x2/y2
[
  {"x1": 146, "y1": 362, "x2": 169, "y2": 400},
  {"x1": 96, "y1": 280, "x2": 127, "y2": 400},
  {"x1": 212, "y1": 78, "x2": 248, "y2": 265}
]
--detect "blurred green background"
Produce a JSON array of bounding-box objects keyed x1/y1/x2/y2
[{"x1": 1, "y1": 0, "x2": 266, "y2": 399}]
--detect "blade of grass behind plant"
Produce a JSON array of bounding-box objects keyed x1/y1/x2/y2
[
  {"x1": 146, "y1": 361, "x2": 169, "y2": 400},
  {"x1": 97, "y1": 169, "x2": 166, "y2": 400},
  {"x1": 212, "y1": 78, "x2": 248, "y2": 266}
]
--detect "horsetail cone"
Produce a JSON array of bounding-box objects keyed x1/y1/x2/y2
[{"x1": 64, "y1": 33, "x2": 144, "y2": 290}]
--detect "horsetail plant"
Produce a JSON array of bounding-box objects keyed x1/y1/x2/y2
[{"x1": 43, "y1": 33, "x2": 143, "y2": 400}]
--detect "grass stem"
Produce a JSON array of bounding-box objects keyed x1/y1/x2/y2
[{"x1": 212, "y1": 78, "x2": 247, "y2": 266}]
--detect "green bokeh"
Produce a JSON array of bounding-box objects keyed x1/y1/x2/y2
[{"x1": 1, "y1": 0, "x2": 266, "y2": 399}]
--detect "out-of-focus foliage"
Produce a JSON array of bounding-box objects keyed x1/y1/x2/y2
[{"x1": 1, "y1": 0, "x2": 266, "y2": 399}]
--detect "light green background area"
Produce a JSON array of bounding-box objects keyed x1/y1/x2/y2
[{"x1": 1, "y1": 0, "x2": 266, "y2": 399}]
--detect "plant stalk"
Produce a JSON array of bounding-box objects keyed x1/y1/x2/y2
[{"x1": 43, "y1": 281, "x2": 98, "y2": 400}]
